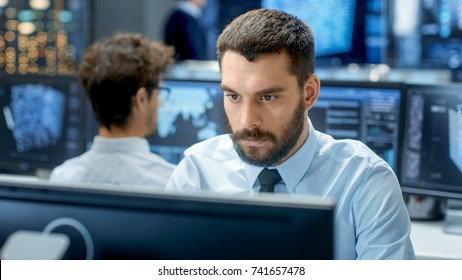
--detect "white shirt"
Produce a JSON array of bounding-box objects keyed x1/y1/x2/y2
[
  {"x1": 177, "y1": 1, "x2": 202, "y2": 19},
  {"x1": 166, "y1": 119, "x2": 415, "y2": 260},
  {"x1": 49, "y1": 136, "x2": 175, "y2": 190}
]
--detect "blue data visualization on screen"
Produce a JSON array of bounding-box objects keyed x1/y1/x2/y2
[
  {"x1": 261, "y1": 0, "x2": 356, "y2": 57},
  {"x1": 311, "y1": 81, "x2": 402, "y2": 171},
  {"x1": 0, "y1": 74, "x2": 86, "y2": 172},
  {"x1": 148, "y1": 79, "x2": 226, "y2": 164}
]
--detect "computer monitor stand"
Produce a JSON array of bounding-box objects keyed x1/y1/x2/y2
[{"x1": 443, "y1": 199, "x2": 462, "y2": 235}]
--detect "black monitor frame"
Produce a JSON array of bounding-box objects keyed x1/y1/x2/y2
[
  {"x1": 0, "y1": 176, "x2": 335, "y2": 260},
  {"x1": 0, "y1": 73, "x2": 87, "y2": 174}
]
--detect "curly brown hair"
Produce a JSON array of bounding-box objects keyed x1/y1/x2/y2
[{"x1": 79, "y1": 33, "x2": 174, "y2": 129}]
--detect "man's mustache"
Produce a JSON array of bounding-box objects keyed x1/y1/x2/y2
[{"x1": 232, "y1": 128, "x2": 276, "y2": 142}]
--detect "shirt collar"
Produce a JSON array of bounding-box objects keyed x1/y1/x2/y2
[
  {"x1": 245, "y1": 118, "x2": 319, "y2": 192},
  {"x1": 91, "y1": 136, "x2": 151, "y2": 154},
  {"x1": 176, "y1": 1, "x2": 202, "y2": 19}
]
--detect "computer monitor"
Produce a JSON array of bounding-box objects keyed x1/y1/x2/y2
[
  {"x1": 147, "y1": 79, "x2": 227, "y2": 164},
  {"x1": 400, "y1": 83, "x2": 462, "y2": 199},
  {"x1": 0, "y1": 73, "x2": 87, "y2": 174},
  {"x1": 261, "y1": 0, "x2": 387, "y2": 65},
  {"x1": 387, "y1": 0, "x2": 462, "y2": 69},
  {"x1": 0, "y1": 176, "x2": 335, "y2": 259},
  {"x1": 312, "y1": 80, "x2": 403, "y2": 171},
  {"x1": 399, "y1": 83, "x2": 462, "y2": 233}
]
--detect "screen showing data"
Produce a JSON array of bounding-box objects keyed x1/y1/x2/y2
[
  {"x1": 260, "y1": 0, "x2": 387, "y2": 64},
  {"x1": 262, "y1": 0, "x2": 356, "y2": 57},
  {"x1": 400, "y1": 84, "x2": 462, "y2": 198},
  {"x1": 148, "y1": 79, "x2": 226, "y2": 164},
  {"x1": 0, "y1": 74, "x2": 86, "y2": 172},
  {"x1": 312, "y1": 81, "x2": 402, "y2": 171}
]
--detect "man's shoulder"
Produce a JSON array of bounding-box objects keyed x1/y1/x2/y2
[
  {"x1": 49, "y1": 154, "x2": 87, "y2": 181},
  {"x1": 316, "y1": 131, "x2": 385, "y2": 166}
]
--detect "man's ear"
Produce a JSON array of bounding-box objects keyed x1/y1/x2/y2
[
  {"x1": 133, "y1": 87, "x2": 148, "y2": 112},
  {"x1": 303, "y1": 74, "x2": 320, "y2": 110}
]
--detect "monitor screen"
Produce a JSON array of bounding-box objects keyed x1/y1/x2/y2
[
  {"x1": 399, "y1": 83, "x2": 462, "y2": 199},
  {"x1": 0, "y1": 177, "x2": 335, "y2": 259},
  {"x1": 312, "y1": 81, "x2": 403, "y2": 171},
  {"x1": 387, "y1": 0, "x2": 462, "y2": 69},
  {"x1": 0, "y1": 73, "x2": 87, "y2": 173},
  {"x1": 261, "y1": 0, "x2": 387, "y2": 65},
  {"x1": 147, "y1": 79, "x2": 227, "y2": 164}
]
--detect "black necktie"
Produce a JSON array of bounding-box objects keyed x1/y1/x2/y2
[{"x1": 258, "y1": 168, "x2": 282, "y2": 193}]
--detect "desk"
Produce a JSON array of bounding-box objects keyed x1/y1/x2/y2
[{"x1": 411, "y1": 220, "x2": 462, "y2": 259}]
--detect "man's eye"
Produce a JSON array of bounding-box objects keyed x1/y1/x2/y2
[
  {"x1": 226, "y1": 94, "x2": 240, "y2": 101},
  {"x1": 262, "y1": 95, "x2": 275, "y2": 101}
]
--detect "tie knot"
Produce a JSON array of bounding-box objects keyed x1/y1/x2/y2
[{"x1": 258, "y1": 168, "x2": 282, "y2": 193}]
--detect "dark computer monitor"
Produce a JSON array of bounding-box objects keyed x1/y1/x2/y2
[
  {"x1": 313, "y1": 80, "x2": 403, "y2": 171},
  {"x1": 0, "y1": 73, "x2": 87, "y2": 174},
  {"x1": 400, "y1": 83, "x2": 462, "y2": 199},
  {"x1": 399, "y1": 83, "x2": 462, "y2": 233},
  {"x1": 0, "y1": 176, "x2": 335, "y2": 259}
]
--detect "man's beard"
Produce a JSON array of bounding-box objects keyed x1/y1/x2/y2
[{"x1": 225, "y1": 101, "x2": 306, "y2": 167}]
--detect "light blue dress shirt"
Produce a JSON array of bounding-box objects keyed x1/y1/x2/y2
[
  {"x1": 50, "y1": 136, "x2": 175, "y2": 190},
  {"x1": 166, "y1": 119, "x2": 415, "y2": 259}
]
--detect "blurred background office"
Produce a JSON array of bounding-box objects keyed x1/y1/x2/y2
[
  {"x1": 2, "y1": 0, "x2": 460, "y2": 78},
  {"x1": 163, "y1": 0, "x2": 208, "y2": 60}
]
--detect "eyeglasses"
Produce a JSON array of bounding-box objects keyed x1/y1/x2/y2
[
  {"x1": 145, "y1": 85, "x2": 171, "y2": 103},
  {"x1": 157, "y1": 87, "x2": 171, "y2": 103}
]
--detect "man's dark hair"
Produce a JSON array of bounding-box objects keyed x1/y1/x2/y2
[
  {"x1": 216, "y1": 9, "x2": 315, "y2": 87},
  {"x1": 78, "y1": 33, "x2": 174, "y2": 129}
]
